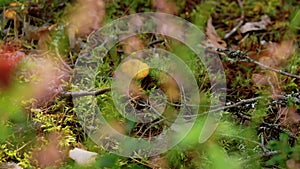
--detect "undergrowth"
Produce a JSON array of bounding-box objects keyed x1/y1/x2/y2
[{"x1": 0, "y1": 0, "x2": 299, "y2": 168}]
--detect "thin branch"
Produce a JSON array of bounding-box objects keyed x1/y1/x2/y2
[
  {"x1": 263, "y1": 150, "x2": 280, "y2": 157},
  {"x1": 262, "y1": 122, "x2": 297, "y2": 140},
  {"x1": 55, "y1": 47, "x2": 72, "y2": 71},
  {"x1": 180, "y1": 96, "x2": 260, "y2": 118},
  {"x1": 216, "y1": 48, "x2": 300, "y2": 79},
  {"x1": 208, "y1": 97, "x2": 261, "y2": 114},
  {"x1": 61, "y1": 87, "x2": 111, "y2": 97},
  {"x1": 129, "y1": 157, "x2": 158, "y2": 168},
  {"x1": 220, "y1": 134, "x2": 281, "y2": 158},
  {"x1": 220, "y1": 134, "x2": 265, "y2": 150},
  {"x1": 224, "y1": 0, "x2": 245, "y2": 39},
  {"x1": 148, "y1": 39, "x2": 164, "y2": 47},
  {"x1": 245, "y1": 56, "x2": 300, "y2": 79},
  {"x1": 242, "y1": 150, "x2": 280, "y2": 165},
  {"x1": 138, "y1": 118, "x2": 165, "y2": 139}
]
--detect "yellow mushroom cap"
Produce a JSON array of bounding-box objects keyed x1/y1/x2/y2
[
  {"x1": 119, "y1": 59, "x2": 150, "y2": 79},
  {"x1": 9, "y1": 2, "x2": 22, "y2": 7},
  {"x1": 4, "y1": 9, "x2": 16, "y2": 19}
]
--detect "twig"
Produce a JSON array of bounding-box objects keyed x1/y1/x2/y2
[
  {"x1": 217, "y1": 48, "x2": 300, "y2": 79},
  {"x1": 208, "y1": 97, "x2": 261, "y2": 114},
  {"x1": 180, "y1": 96, "x2": 261, "y2": 118},
  {"x1": 138, "y1": 118, "x2": 165, "y2": 139},
  {"x1": 263, "y1": 150, "x2": 280, "y2": 156},
  {"x1": 262, "y1": 122, "x2": 297, "y2": 140},
  {"x1": 245, "y1": 56, "x2": 300, "y2": 79},
  {"x1": 220, "y1": 134, "x2": 266, "y2": 151},
  {"x1": 16, "y1": 140, "x2": 33, "y2": 152},
  {"x1": 61, "y1": 87, "x2": 111, "y2": 97},
  {"x1": 224, "y1": 0, "x2": 244, "y2": 39},
  {"x1": 129, "y1": 157, "x2": 158, "y2": 168},
  {"x1": 55, "y1": 47, "x2": 72, "y2": 71},
  {"x1": 242, "y1": 150, "x2": 280, "y2": 164},
  {"x1": 220, "y1": 134, "x2": 282, "y2": 158},
  {"x1": 148, "y1": 39, "x2": 164, "y2": 47}
]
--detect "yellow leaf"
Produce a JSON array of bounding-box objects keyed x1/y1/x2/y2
[{"x1": 119, "y1": 59, "x2": 150, "y2": 79}]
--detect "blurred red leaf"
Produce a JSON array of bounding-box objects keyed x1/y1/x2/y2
[{"x1": 0, "y1": 43, "x2": 25, "y2": 89}]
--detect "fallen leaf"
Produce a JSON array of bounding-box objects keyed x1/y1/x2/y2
[
  {"x1": 152, "y1": 0, "x2": 178, "y2": 14},
  {"x1": 155, "y1": 14, "x2": 185, "y2": 40},
  {"x1": 286, "y1": 159, "x2": 300, "y2": 169},
  {"x1": 23, "y1": 24, "x2": 56, "y2": 50},
  {"x1": 122, "y1": 36, "x2": 145, "y2": 55},
  {"x1": 149, "y1": 155, "x2": 169, "y2": 169},
  {"x1": 9, "y1": 2, "x2": 22, "y2": 7},
  {"x1": 258, "y1": 40, "x2": 294, "y2": 67},
  {"x1": 66, "y1": 0, "x2": 105, "y2": 48},
  {"x1": 240, "y1": 15, "x2": 271, "y2": 34},
  {"x1": 252, "y1": 40, "x2": 295, "y2": 98},
  {"x1": 128, "y1": 80, "x2": 146, "y2": 101},
  {"x1": 279, "y1": 107, "x2": 300, "y2": 136},
  {"x1": 23, "y1": 52, "x2": 69, "y2": 108},
  {"x1": 159, "y1": 72, "x2": 180, "y2": 102},
  {"x1": 205, "y1": 17, "x2": 227, "y2": 49},
  {"x1": 252, "y1": 73, "x2": 268, "y2": 86},
  {"x1": 32, "y1": 132, "x2": 68, "y2": 168}
]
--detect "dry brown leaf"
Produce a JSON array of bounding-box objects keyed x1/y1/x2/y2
[
  {"x1": 32, "y1": 132, "x2": 68, "y2": 168},
  {"x1": 252, "y1": 73, "x2": 268, "y2": 86},
  {"x1": 155, "y1": 14, "x2": 185, "y2": 40},
  {"x1": 24, "y1": 53, "x2": 69, "y2": 108},
  {"x1": 252, "y1": 40, "x2": 295, "y2": 98},
  {"x1": 159, "y1": 72, "x2": 180, "y2": 102},
  {"x1": 286, "y1": 159, "x2": 300, "y2": 169},
  {"x1": 252, "y1": 71, "x2": 281, "y2": 99},
  {"x1": 205, "y1": 17, "x2": 227, "y2": 49},
  {"x1": 240, "y1": 15, "x2": 271, "y2": 33},
  {"x1": 122, "y1": 36, "x2": 145, "y2": 55},
  {"x1": 35, "y1": 29, "x2": 52, "y2": 50},
  {"x1": 66, "y1": 0, "x2": 105, "y2": 47},
  {"x1": 279, "y1": 107, "x2": 300, "y2": 136},
  {"x1": 128, "y1": 80, "x2": 147, "y2": 101},
  {"x1": 149, "y1": 155, "x2": 169, "y2": 169},
  {"x1": 152, "y1": 0, "x2": 177, "y2": 14},
  {"x1": 23, "y1": 24, "x2": 56, "y2": 50},
  {"x1": 258, "y1": 40, "x2": 294, "y2": 68},
  {"x1": 4, "y1": 3, "x2": 22, "y2": 19}
]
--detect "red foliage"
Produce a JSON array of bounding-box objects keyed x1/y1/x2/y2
[{"x1": 0, "y1": 43, "x2": 25, "y2": 89}]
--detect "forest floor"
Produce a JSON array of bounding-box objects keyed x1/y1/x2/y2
[{"x1": 0, "y1": 0, "x2": 300, "y2": 168}]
